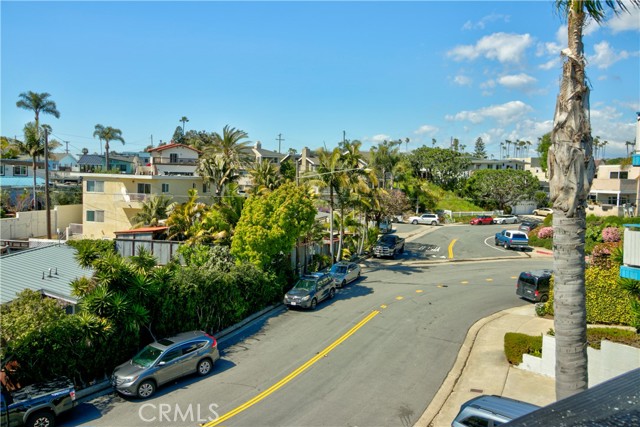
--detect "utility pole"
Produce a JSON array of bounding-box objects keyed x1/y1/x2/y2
[
  {"x1": 44, "y1": 128, "x2": 52, "y2": 239},
  {"x1": 276, "y1": 133, "x2": 285, "y2": 153},
  {"x1": 64, "y1": 140, "x2": 69, "y2": 154},
  {"x1": 343, "y1": 130, "x2": 346, "y2": 145}
]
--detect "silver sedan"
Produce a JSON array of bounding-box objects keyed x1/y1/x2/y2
[
  {"x1": 493, "y1": 214, "x2": 519, "y2": 224},
  {"x1": 328, "y1": 262, "x2": 361, "y2": 287}
]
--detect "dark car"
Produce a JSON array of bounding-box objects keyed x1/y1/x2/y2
[
  {"x1": 516, "y1": 269, "x2": 553, "y2": 302},
  {"x1": 112, "y1": 331, "x2": 220, "y2": 399},
  {"x1": 518, "y1": 221, "x2": 538, "y2": 233},
  {"x1": 470, "y1": 215, "x2": 494, "y2": 225},
  {"x1": 284, "y1": 273, "x2": 336, "y2": 310},
  {"x1": 1, "y1": 378, "x2": 76, "y2": 427}
]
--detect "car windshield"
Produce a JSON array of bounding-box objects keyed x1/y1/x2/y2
[
  {"x1": 379, "y1": 236, "x2": 395, "y2": 244},
  {"x1": 132, "y1": 344, "x2": 163, "y2": 368},
  {"x1": 294, "y1": 278, "x2": 317, "y2": 291},
  {"x1": 331, "y1": 265, "x2": 348, "y2": 274}
]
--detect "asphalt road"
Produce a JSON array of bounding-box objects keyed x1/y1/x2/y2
[{"x1": 60, "y1": 225, "x2": 552, "y2": 427}]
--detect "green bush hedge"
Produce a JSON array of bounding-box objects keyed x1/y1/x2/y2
[
  {"x1": 504, "y1": 332, "x2": 542, "y2": 365},
  {"x1": 544, "y1": 265, "x2": 634, "y2": 326}
]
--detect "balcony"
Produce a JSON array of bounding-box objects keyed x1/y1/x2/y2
[
  {"x1": 151, "y1": 156, "x2": 198, "y2": 166},
  {"x1": 114, "y1": 193, "x2": 150, "y2": 203}
]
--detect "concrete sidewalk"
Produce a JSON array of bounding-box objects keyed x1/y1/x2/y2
[{"x1": 415, "y1": 305, "x2": 556, "y2": 427}]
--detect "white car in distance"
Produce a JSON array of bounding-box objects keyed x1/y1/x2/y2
[
  {"x1": 408, "y1": 213, "x2": 440, "y2": 225},
  {"x1": 493, "y1": 214, "x2": 519, "y2": 224}
]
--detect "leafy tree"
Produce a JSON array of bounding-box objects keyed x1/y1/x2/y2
[
  {"x1": 183, "y1": 129, "x2": 216, "y2": 150},
  {"x1": 550, "y1": 0, "x2": 639, "y2": 399},
  {"x1": 408, "y1": 146, "x2": 470, "y2": 191},
  {"x1": 537, "y1": 132, "x2": 552, "y2": 173},
  {"x1": 370, "y1": 139, "x2": 402, "y2": 189},
  {"x1": 231, "y1": 182, "x2": 317, "y2": 270},
  {"x1": 473, "y1": 137, "x2": 487, "y2": 159},
  {"x1": 279, "y1": 158, "x2": 297, "y2": 182},
  {"x1": 0, "y1": 289, "x2": 67, "y2": 353},
  {"x1": 172, "y1": 126, "x2": 185, "y2": 144},
  {"x1": 165, "y1": 189, "x2": 206, "y2": 241},
  {"x1": 0, "y1": 136, "x2": 20, "y2": 158},
  {"x1": 15, "y1": 122, "x2": 52, "y2": 208},
  {"x1": 93, "y1": 124, "x2": 125, "y2": 171},
  {"x1": 377, "y1": 188, "x2": 412, "y2": 219},
  {"x1": 464, "y1": 169, "x2": 539, "y2": 211},
  {"x1": 131, "y1": 195, "x2": 172, "y2": 228},
  {"x1": 51, "y1": 186, "x2": 82, "y2": 206}
]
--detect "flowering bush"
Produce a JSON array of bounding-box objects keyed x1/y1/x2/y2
[
  {"x1": 590, "y1": 241, "x2": 622, "y2": 269},
  {"x1": 537, "y1": 226, "x2": 554, "y2": 239},
  {"x1": 602, "y1": 226, "x2": 621, "y2": 243}
]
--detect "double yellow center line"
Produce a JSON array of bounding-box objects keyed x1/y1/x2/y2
[{"x1": 203, "y1": 309, "x2": 380, "y2": 426}]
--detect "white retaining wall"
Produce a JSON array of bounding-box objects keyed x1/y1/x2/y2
[{"x1": 518, "y1": 334, "x2": 640, "y2": 387}]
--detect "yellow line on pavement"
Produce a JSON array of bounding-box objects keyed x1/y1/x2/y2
[
  {"x1": 448, "y1": 239, "x2": 458, "y2": 259},
  {"x1": 396, "y1": 296, "x2": 404, "y2": 300},
  {"x1": 485, "y1": 278, "x2": 493, "y2": 282},
  {"x1": 202, "y1": 310, "x2": 380, "y2": 427}
]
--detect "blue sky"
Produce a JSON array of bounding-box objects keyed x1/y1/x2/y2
[{"x1": 2, "y1": 1, "x2": 638, "y2": 160}]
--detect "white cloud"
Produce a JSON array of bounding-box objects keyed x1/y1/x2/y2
[
  {"x1": 539, "y1": 58, "x2": 560, "y2": 70},
  {"x1": 371, "y1": 134, "x2": 390, "y2": 143},
  {"x1": 462, "y1": 13, "x2": 510, "y2": 31},
  {"x1": 606, "y1": 8, "x2": 640, "y2": 33},
  {"x1": 414, "y1": 125, "x2": 438, "y2": 135},
  {"x1": 453, "y1": 75, "x2": 472, "y2": 86},
  {"x1": 447, "y1": 32, "x2": 534, "y2": 64},
  {"x1": 445, "y1": 101, "x2": 533, "y2": 125},
  {"x1": 588, "y1": 41, "x2": 635, "y2": 69},
  {"x1": 497, "y1": 73, "x2": 537, "y2": 90}
]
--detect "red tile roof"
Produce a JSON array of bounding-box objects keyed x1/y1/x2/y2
[
  {"x1": 114, "y1": 226, "x2": 169, "y2": 234},
  {"x1": 147, "y1": 143, "x2": 201, "y2": 154}
]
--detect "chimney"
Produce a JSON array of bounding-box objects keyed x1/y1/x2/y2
[{"x1": 255, "y1": 141, "x2": 262, "y2": 150}]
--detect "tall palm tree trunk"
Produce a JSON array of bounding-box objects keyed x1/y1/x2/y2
[
  {"x1": 329, "y1": 187, "x2": 334, "y2": 264},
  {"x1": 548, "y1": 5, "x2": 595, "y2": 400},
  {"x1": 32, "y1": 157, "x2": 37, "y2": 209}
]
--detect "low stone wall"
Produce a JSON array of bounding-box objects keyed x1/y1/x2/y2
[{"x1": 518, "y1": 334, "x2": 640, "y2": 387}]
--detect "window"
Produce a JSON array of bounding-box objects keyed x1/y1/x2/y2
[
  {"x1": 609, "y1": 171, "x2": 629, "y2": 179},
  {"x1": 460, "y1": 415, "x2": 490, "y2": 427},
  {"x1": 86, "y1": 210, "x2": 105, "y2": 222},
  {"x1": 203, "y1": 183, "x2": 210, "y2": 193},
  {"x1": 160, "y1": 348, "x2": 182, "y2": 363},
  {"x1": 169, "y1": 153, "x2": 178, "y2": 163},
  {"x1": 162, "y1": 183, "x2": 170, "y2": 193},
  {"x1": 119, "y1": 164, "x2": 127, "y2": 173},
  {"x1": 137, "y1": 183, "x2": 151, "y2": 194},
  {"x1": 13, "y1": 165, "x2": 27, "y2": 176},
  {"x1": 86, "y1": 180, "x2": 104, "y2": 192},
  {"x1": 0, "y1": 165, "x2": 4, "y2": 176}
]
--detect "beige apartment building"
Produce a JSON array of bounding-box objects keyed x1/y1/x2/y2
[{"x1": 80, "y1": 174, "x2": 210, "y2": 238}]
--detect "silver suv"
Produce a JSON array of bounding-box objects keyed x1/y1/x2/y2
[
  {"x1": 452, "y1": 395, "x2": 539, "y2": 427},
  {"x1": 112, "y1": 331, "x2": 220, "y2": 398}
]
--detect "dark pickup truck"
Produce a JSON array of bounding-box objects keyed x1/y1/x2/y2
[
  {"x1": 1, "y1": 378, "x2": 76, "y2": 427},
  {"x1": 372, "y1": 234, "x2": 405, "y2": 258}
]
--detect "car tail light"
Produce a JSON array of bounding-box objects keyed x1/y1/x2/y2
[
  {"x1": 70, "y1": 390, "x2": 76, "y2": 400},
  {"x1": 534, "y1": 290, "x2": 540, "y2": 297},
  {"x1": 205, "y1": 333, "x2": 217, "y2": 348}
]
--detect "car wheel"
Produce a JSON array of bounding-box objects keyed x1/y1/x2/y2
[
  {"x1": 412, "y1": 220, "x2": 418, "y2": 225},
  {"x1": 197, "y1": 358, "x2": 213, "y2": 376},
  {"x1": 540, "y1": 294, "x2": 549, "y2": 302},
  {"x1": 310, "y1": 298, "x2": 317, "y2": 310},
  {"x1": 26, "y1": 410, "x2": 54, "y2": 427},
  {"x1": 341, "y1": 280, "x2": 346, "y2": 288},
  {"x1": 400, "y1": 245, "x2": 405, "y2": 253},
  {"x1": 137, "y1": 380, "x2": 156, "y2": 399},
  {"x1": 329, "y1": 288, "x2": 335, "y2": 299},
  {"x1": 357, "y1": 271, "x2": 361, "y2": 279},
  {"x1": 494, "y1": 239, "x2": 500, "y2": 246},
  {"x1": 431, "y1": 221, "x2": 437, "y2": 226},
  {"x1": 503, "y1": 241, "x2": 509, "y2": 250}
]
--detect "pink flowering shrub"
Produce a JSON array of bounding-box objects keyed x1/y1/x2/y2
[
  {"x1": 602, "y1": 226, "x2": 621, "y2": 243},
  {"x1": 590, "y1": 241, "x2": 622, "y2": 268},
  {"x1": 537, "y1": 226, "x2": 554, "y2": 239}
]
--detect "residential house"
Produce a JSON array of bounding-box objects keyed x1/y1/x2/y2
[
  {"x1": 0, "y1": 244, "x2": 93, "y2": 309},
  {"x1": 0, "y1": 156, "x2": 45, "y2": 207},
  {"x1": 143, "y1": 143, "x2": 201, "y2": 176},
  {"x1": 468, "y1": 158, "x2": 526, "y2": 174},
  {"x1": 587, "y1": 164, "x2": 639, "y2": 216},
  {"x1": 238, "y1": 141, "x2": 285, "y2": 192}
]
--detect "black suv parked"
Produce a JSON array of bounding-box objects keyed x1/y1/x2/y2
[{"x1": 516, "y1": 269, "x2": 553, "y2": 302}]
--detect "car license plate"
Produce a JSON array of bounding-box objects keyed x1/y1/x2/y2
[{"x1": 290, "y1": 302, "x2": 297, "y2": 306}]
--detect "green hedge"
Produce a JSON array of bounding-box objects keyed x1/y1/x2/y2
[
  {"x1": 504, "y1": 332, "x2": 542, "y2": 365},
  {"x1": 544, "y1": 265, "x2": 633, "y2": 326}
]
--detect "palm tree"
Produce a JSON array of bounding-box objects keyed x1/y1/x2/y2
[
  {"x1": 93, "y1": 125, "x2": 125, "y2": 171},
  {"x1": 131, "y1": 195, "x2": 172, "y2": 228},
  {"x1": 549, "y1": 0, "x2": 639, "y2": 400},
  {"x1": 180, "y1": 116, "x2": 189, "y2": 134},
  {"x1": 248, "y1": 160, "x2": 282, "y2": 194},
  {"x1": 16, "y1": 122, "x2": 44, "y2": 208},
  {"x1": 16, "y1": 91, "x2": 60, "y2": 134},
  {"x1": 165, "y1": 189, "x2": 206, "y2": 241},
  {"x1": 198, "y1": 125, "x2": 252, "y2": 199}
]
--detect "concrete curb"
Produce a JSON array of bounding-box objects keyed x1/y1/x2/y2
[{"x1": 413, "y1": 310, "x2": 511, "y2": 427}]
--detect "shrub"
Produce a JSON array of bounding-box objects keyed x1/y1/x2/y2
[
  {"x1": 545, "y1": 265, "x2": 633, "y2": 326},
  {"x1": 537, "y1": 226, "x2": 554, "y2": 239},
  {"x1": 504, "y1": 332, "x2": 542, "y2": 365},
  {"x1": 534, "y1": 302, "x2": 548, "y2": 317},
  {"x1": 591, "y1": 242, "x2": 622, "y2": 269},
  {"x1": 602, "y1": 227, "x2": 621, "y2": 243},
  {"x1": 586, "y1": 327, "x2": 640, "y2": 350}
]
